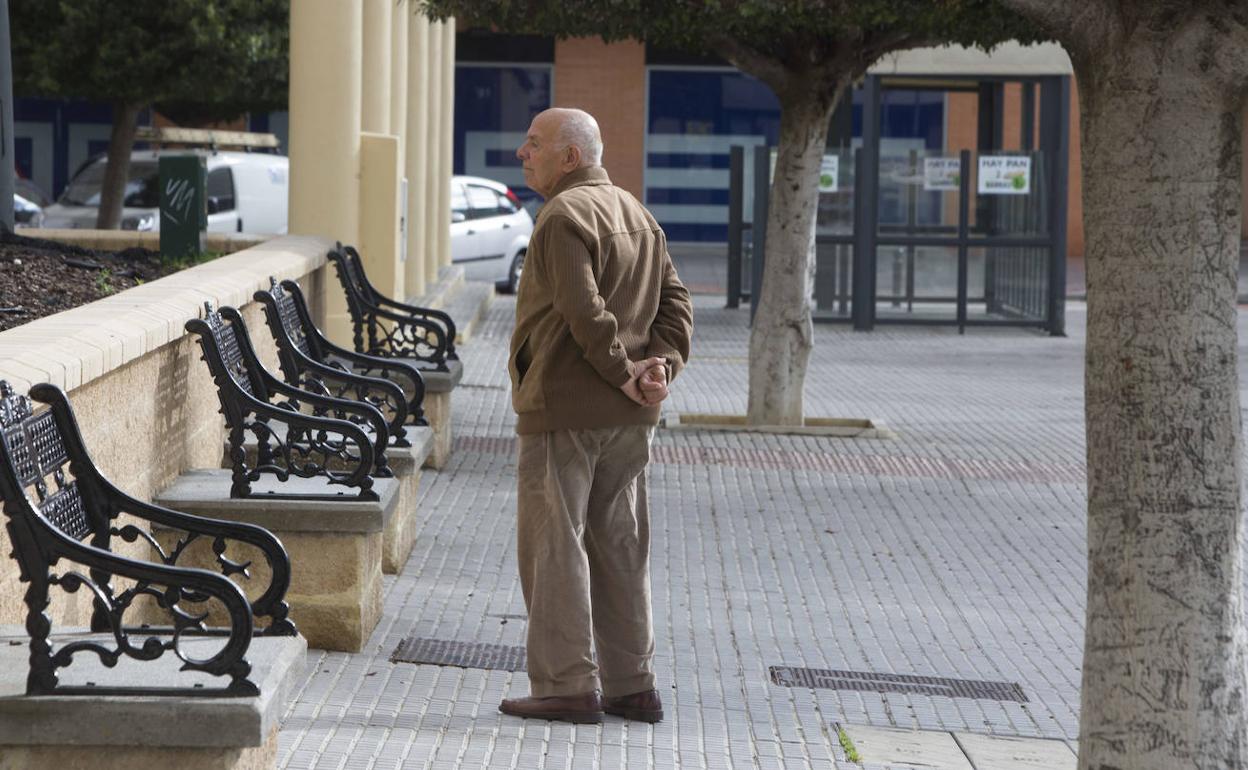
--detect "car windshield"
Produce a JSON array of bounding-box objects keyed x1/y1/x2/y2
[{"x1": 60, "y1": 159, "x2": 160, "y2": 208}]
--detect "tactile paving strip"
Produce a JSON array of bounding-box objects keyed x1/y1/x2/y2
[
  {"x1": 454, "y1": 436, "x2": 1082, "y2": 484},
  {"x1": 769, "y1": 665, "x2": 1028, "y2": 702}
]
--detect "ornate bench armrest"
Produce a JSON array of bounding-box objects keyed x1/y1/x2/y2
[
  {"x1": 261, "y1": 376, "x2": 391, "y2": 476},
  {"x1": 363, "y1": 305, "x2": 451, "y2": 370},
  {"x1": 24, "y1": 529, "x2": 258, "y2": 696},
  {"x1": 101, "y1": 486, "x2": 297, "y2": 637},
  {"x1": 283, "y1": 351, "x2": 410, "y2": 445},
  {"x1": 372, "y1": 293, "x2": 459, "y2": 344},
  {"x1": 238, "y1": 389, "x2": 378, "y2": 495}
]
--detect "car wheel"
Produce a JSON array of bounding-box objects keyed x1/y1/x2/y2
[{"x1": 499, "y1": 249, "x2": 525, "y2": 294}]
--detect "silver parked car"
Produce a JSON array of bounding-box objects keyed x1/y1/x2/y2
[{"x1": 451, "y1": 175, "x2": 533, "y2": 293}]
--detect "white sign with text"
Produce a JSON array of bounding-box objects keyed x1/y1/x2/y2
[
  {"x1": 923, "y1": 157, "x2": 961, "y2": 191},
  {"x1": 977, "y1": 155, "x2": 1031, "y2": 195}
]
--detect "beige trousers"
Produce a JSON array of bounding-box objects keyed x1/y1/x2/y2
[{"x1": 516, "y1": 425, "x2": 656, "y2": 698}]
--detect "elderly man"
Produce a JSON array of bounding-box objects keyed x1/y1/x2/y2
[{"x1": 500, "y1": 107, "x2": 693, "y2": 724}]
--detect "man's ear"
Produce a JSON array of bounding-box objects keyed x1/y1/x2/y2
[{"x1": 563, "y1": 144, "x2": 582, "y2": 170}]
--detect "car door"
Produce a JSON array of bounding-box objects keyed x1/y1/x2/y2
[
  {"x1": 205, "y1": 165, "x2": 241, "y2": 233},
  {"x1": 450, "y1": 180, "x2": 482, "y2": 262},
  {"x1": 462, "y1": 183, "x2": 515, "y2": 281}
]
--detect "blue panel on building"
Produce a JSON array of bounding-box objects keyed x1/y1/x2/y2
[{"x1": 454, "y1": 64, "x2": 551, "y2": 207}]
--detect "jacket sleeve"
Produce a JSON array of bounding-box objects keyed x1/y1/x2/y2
[
  {"x1": 645, "y1": 236, "x2": 693, "y2": 381},
  {"x1": 541, "y1": 214, "x2": 634, "y2": 387}
]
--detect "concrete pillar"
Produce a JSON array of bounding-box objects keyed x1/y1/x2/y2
[
  {"x1": 289, "y1": 0, "x2": 362, "y2": 340},
  {"x1": 390, "y1": 6, "x2": 409, "y2": 140},
  {"x1": 361, "y1": 0, "x2": 392, "y2": 134},
  {"x1": 405, "y1": 13, "x2": 430, "y2": 299},
  {"x1": 438, "y1": 19, "x2": 456, "y2": 270},
  {"x1": 553, "y1": 38, "x2": 646, "y2": 198},
  {"x1": 359, "y1": 133, "x2": 403, "y2": 301},
  {"x1": 424, "y1": 23, "x2": 443, "y2": 288}
]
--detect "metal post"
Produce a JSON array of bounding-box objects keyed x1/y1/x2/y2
[
  {"x1": 0, "y1": 0, "x2": 14, "y2": 232},
  {"x1": 727, "y1": 145, "x2": 744, "y2": 309},
  {"x1": 957, "y1": 149, "x2": 970, "y2": 334},
  {"x1": 1021, "y1": 82, "x2": 1036, "y2": 151},
  {"x1": 749, "y1": 144, "x2": 770, "y2": 324},
  {"x1": 852, "y1": 75, "x2": 881, "y2": 331},
  {"x1": 1041, "y1": 75, "x2": 1070, "y2": 336}
]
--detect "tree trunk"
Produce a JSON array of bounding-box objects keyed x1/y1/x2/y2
[
  {"x1": 746, "y1": 86, "x2": 838, "y2": 425},
  {"x1": 1074, "y1": 18, "x2": 1248, "y2": 770},
  {"x1": 95, "y1": 101, "x2": 143, "y2": 229}
]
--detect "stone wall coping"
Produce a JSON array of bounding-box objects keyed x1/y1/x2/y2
[
  {"x1": 0, "y1": 625, "x2": 307, "y2": 748},
  {"x1": 0, "y1": 234, "x2": 332, "y2": 394}
]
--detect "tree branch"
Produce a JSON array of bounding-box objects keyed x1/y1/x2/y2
[
  {"x1": 998, "y1": 0, "x2": 1117, "y2": 58},
  {"x1": 708, "y1": 34, "x2": 790, "y2": 93}
]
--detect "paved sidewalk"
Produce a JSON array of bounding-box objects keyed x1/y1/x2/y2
[{"x1": 275, "y1": 291, "x2": 1103, "y2": 769}]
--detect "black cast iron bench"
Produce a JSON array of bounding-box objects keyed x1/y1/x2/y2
[
  {"x1": 0, "y1": 380, "x2": 296, "y2": 697},
  {"x1": 186, "y1": 303, "x2": 393, "y2": 501},
  {"x1": 327, "y1": 243, "x2": 463, "y2": 385},
  {"x1": 253, "y1": 277, "x2": 428, "y2": 431}
]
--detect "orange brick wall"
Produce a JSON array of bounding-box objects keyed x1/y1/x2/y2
[{"x1": 553, "y1": 38, "x2": 646, "y2": 199}]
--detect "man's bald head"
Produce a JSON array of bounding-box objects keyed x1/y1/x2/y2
[
  {"x1": 542, "y1": 108, "x2": 603, "y2": 167},
  {"x1": 516, "y1": 108, "x2": 605, "y2": 197}
]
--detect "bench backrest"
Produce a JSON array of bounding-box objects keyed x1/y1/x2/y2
[
  {"x1": 327, "y1": 244, "x2": 370, "y2": 332},
  {"x1": 194, "y1": 302, "x2": 271, "y2": 406},
  {"x1": 0, "y1": 381, "x2": 96, "y2": 544},
  {"x1": 268, "y1": 279, "x2": 313, "y2": 358}
]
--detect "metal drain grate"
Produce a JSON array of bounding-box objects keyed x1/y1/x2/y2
[
  {"x1": 769, "y1": 666, "x2": 1027, "y2": 702},
  {"x1": 391, "y1": 637, "x2": 527, "y2": 672}
]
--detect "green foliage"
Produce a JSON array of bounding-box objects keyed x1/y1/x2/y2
[
  {"x1": 10, "y1": 0, "x2": 288, "y2": 121},
  {"x1": 837, "y1": 726, "x2": 862, "y2": 763},
  {"x1": 420, "y1": 0, "x2": 1044, "y2": 70},
  {"x1": 93, "y1": 267, "x2": 115, "y2": 296}
]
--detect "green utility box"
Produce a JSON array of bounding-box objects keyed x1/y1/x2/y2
[{"x1": 158, "y1": 154, "x2": 207, "y2": 259}]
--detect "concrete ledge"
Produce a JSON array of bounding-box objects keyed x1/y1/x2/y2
[
  {"x1": 440, "y1": 281, "x2": 495, "y2": 343},
  {"x1": 0, "y1": 626, "x2": 305, "y2": 750},
  {"x1": 29, "y1": 228, "x2": 273, "y2": 254},
  {"x1": 409, "y1": 264, "x2": 465, "y2": 311},
  {"x1": 420, "y1": 359, "x2": 464, "y2": 393},
  {"x1": 154, "y1": 470, "x2": 398, "y2": 533},
  {"x1": 153, "y1": 470, "x2": 396, "y2": 651},
  {"x1": 0, "y1": 234, "x2": 329, "y2": 394},
  {"x1": 661, "y1": 413, "x2": 897, "y2": 440}
]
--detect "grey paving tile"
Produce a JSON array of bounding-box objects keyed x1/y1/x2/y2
[{"x1": 275, "y1": 295, "x2": 1115, "y2": 769}]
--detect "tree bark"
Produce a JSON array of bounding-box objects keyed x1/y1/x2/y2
[
  {"x1": 95, "y1": 101, "x2": 143, "y2": 229},
  {"x1": 746, "y1": 85, "x2": 839, "y2": 425},
  {"x1": 1069, "y1": 13, "x2": 1248, "y2": 770}
]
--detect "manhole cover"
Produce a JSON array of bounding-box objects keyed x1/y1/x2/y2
[
  {"x1": 769, "y1": 666, "x2": 1027, "y2": 702},
  {"x1": 391, "y1": 637, "x2": 527, "y2": 672}
]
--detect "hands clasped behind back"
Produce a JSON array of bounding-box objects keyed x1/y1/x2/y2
[{"x1": 620, "y1": 356, "x2": 669, "y2": 406}]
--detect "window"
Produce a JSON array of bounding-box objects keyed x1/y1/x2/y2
[
  {"x1": 206, "y1": 167, "x2": 235, "y2": 213},
  {"x1": 466, "y1": 184, "x2": 503, "y2": 218},
  {"x1": 451, "y1": 182, "x2": 469, "y2": 222}
]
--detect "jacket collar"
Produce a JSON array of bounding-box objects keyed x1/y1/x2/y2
[{"x1": 548, "y1": 166, "x2": 611, "y2": 199}]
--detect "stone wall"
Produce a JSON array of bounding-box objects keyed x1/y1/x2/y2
[{"x1": 0, "y1": 235, "x2": 332, "y2": 627}]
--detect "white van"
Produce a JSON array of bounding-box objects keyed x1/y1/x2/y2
[{"x1": 41, "y1": 150, "x2": 288, "y2": 235}]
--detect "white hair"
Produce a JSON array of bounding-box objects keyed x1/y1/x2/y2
[{"x1": 554, "y1": 108, "x2": 604, "y2": 167}]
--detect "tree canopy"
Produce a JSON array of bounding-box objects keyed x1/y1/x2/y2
[
  {"x1": 11, "y1": 0, "x2": 288, "y2": 122},
  {"x1": 422, "y1": 0, "x2": 1043, "y2": 425}
]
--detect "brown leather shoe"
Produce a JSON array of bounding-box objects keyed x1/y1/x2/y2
[
  {"x1": 499, "y1": 691, "x2": 604, "y2": 723},
  {"x1": 604, "y1": 689, "x2": 664, "y2": 722}
]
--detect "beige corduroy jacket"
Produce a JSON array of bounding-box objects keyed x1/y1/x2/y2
[{"x1": 509, "y1": 166, "x2": 693, "y2": 435}]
